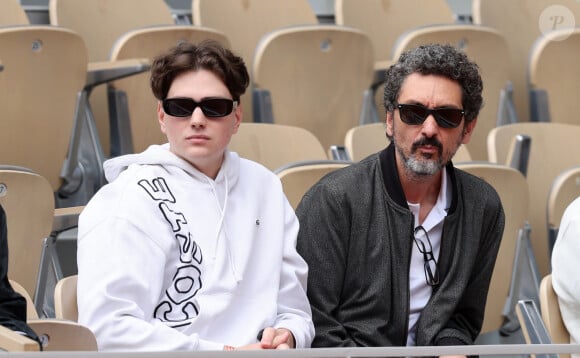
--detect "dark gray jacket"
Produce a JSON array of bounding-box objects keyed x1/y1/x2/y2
[{"x1": 296, "y1": 144, "x2": 504, "y2": 347}]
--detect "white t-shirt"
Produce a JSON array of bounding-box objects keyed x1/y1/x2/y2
[{"x1": 406, "y1": 168, "x2": 451, "y2": 346}]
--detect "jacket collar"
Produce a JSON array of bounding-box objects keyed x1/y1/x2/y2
[{"x1": 378, "y1": 143, "x2": 458, "y2": 214}]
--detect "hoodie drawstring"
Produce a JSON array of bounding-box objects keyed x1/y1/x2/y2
[{"x1": 208, "y1": 175, "x2": 242, "y2": 283}]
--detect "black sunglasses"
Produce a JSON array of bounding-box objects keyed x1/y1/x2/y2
[
  {"x1": 162, "y1": 97, "x2": 237, "y2": 118},
  {"x1": 396, "y1": 103, "x2": 465, "y2": 129},
  {"x1": 413, "y1": 226, "x2": 440, "y2": 286}
]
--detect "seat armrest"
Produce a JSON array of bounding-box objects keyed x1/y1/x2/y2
[
  {"x1": 0, "y1": 325, "x2": 40, "y2": 352},
  {"x1": 52, "y1": 206, "x2": 83, "y2": 234},
  {"x1": 516, "y1": 299, "x2": 554, "y2": 345},
  {"x1": 86, "y1": 58, "x2": 150, "y2": 89}
]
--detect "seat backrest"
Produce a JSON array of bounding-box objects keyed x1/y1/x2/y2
[
  {"x1": 344, "y1": 122, "x2": 471, "y2": 163},
  {"x1": 0, "y1": 0, "x2": 29, "y2": 25},
  {"x1": 49, "y1": 0, "x2": 175, "y2": 156},
  {"x1": 0, "y1": 26, "x2": 87, "y2": 192},
  {"x1": 472, "y1": 0, "x2": 580, "y2": 123},
  {"x1": 109, "y1": 25, "x2": 230, "y2": 154},
  {"x1": 192, "y1": 0, "x2": 318, "y2": 122},
  {"x1": 547, "y1": 166, "x2": 580, "y2": 236},
  {"x1": 540, "y1": 274, "x2": 570, "y2": 346},
  {"x1": 54, "y1": 275, "x2": 78, "y2": 322},
  {"x1": 344, "y1": 123, "x2": 389, "y2": 161},
  {"x1": 529, "y1": 28, "x2": 580, "y2": 125},
  {"x1": 455, "y1": 163, "x2": 529, "y2": 333},
  {"x1": 0, "y1": 169, "x2": 55, "y2": 298},
  {"x1": 487, "y1": 122, "x2": 580, "y2": 276},
  {"x1": 277, "y1": 162, "x2": 350, "y2": 209},
  {"x1": 335, "y1": 0, "x2": 455, "y2": 66},
  {"x1": 228, "y1": 123, "x2": 328, "y2": 172},
  {"x1": 27, "y1": 319, "x2": 97, "y2": 351},
  {"x1": 9, "y1": 280, "x2": 39, "y2": 320},
  {"x1": 391, "y1": 24, "x2": 511, "y2": 161},
  {"x1": 253, "y1": 25, "x2": 374, "y2": 151}
]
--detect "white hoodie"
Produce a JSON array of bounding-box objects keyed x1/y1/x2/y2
[{"x1": 77, "y1": 144, "x2": 314, "y2": 351}]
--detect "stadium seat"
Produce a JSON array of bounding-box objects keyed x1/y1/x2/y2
[
  {"x1": 277, "y1": 162, "x2": 350, "y2": 210},
  {"x1": 0, "y1": 325, "x2": 40, "y2": 351},
  {"x1": 488, "y1": 122, "x2": 580, "y2": 276},
  {"x1": 252, "y1": 25, "x2": 374, "y2": 151},
  {"x1": 229, "y1": 123, "x2": 329, "y2": 172},
  {"x1": 517, "y1": 274, "x2": 570, "y2": 358},
  {"x1": 0, "y1": 26, "x2": 90, "y2": 205},
  {"x1": 472, "y1": 0, "x2": 580, "y2": 123},
  {"x1": 49, "y1": 0, "x2": 175, "y2": 157},
  {"x1": 547, "y1": 166, "x2": 580, "y2": 258},
  {"x1": 54, "y1": 275, "x2": 78, "y2": 322},
  {"x1": 0, "y1": 0, "x2": 29, "y2": 25},
  {"x1": 528, "y1": 28, "x2": 580, "y2": 125},
  {"x1": 455, "y1": 163, "x2": 530, "y2": 334},
  {"x1": 192, "y1": 0, "x2": 319, "y2": 123},
  {"x1": 0, "y1": 169, "x2": 54, "y2": 307},
  {"x1": 9, "y1": 278, "x2": 97, "y2": 351},
  {"x1": 335, "y1": 0, "x2": 456, "y2": 124}
]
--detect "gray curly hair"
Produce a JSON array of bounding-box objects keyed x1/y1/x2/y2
[{"x1": 383, "y1": 43, "x2": 483, "y2": 122}]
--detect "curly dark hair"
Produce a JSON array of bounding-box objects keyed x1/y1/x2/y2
[
  {"x1": 383, "y1": 43, "x2": 483, "y2": 122},
  {"x1": 150, "y1": 39, "x2": 250, "y2": 102}
]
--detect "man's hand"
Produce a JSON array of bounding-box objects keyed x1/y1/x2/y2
[
  {"x1": 259, "y1": 327, "x2": 295, "y2": 349},
  {"x1": 233, "y1": 327, "x2": 295, "y2": 350}
]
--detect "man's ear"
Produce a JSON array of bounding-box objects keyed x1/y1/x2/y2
[
  {"x1": 461, "y1": 118, "x2": 477, "y2": 144},
  {"x1": 386, "y1": 111, "x2": 394, "y2": 138},
  {"x1": 157, "y1": 101, "x2": 167, "y2": 134}
]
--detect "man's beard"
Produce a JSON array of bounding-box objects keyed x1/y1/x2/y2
[{"x1": 397, "y1": 136, "x2": 444, "y2": 176}]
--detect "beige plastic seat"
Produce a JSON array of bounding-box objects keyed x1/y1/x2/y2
[
  {"x1": 192, "y1": 0, "x2": 318, "y2": 123},
  {"x1": 488, "y1": 122, "x2": 580, "y2": 276},
  {"x1": 540, "y1": 274, "x2": 570, "y2": 348},
  {"x1": 472, "y1": 0, "x2": 580, "y2": 123},
  {"x1": 54, "y1": 275, "x2": 78, "y2": 322},
  {"x1": 9, "y1": 280, "x2": 39, "y2": 320},
  {"x1": 0, "y1": 325, "x2": 40, "y2": 352},
  {"x1": 335, "y1": 0, "x2": 456, "y2": 124},
  {"x1": 229, "y1": 123, "x2": 328, "y2": 172},
  {"x1": 344, "y1": 122, "x2": 471, "y2": 163},
  {"x1": 277, "y1": 162, "x2": 350, "y2": 210},
  {"x1": 529, "y1": 28, "x2": 580, "y2": 125},
  {"x1": 335, "y1": 0, "x2": 455, "y2": 69},
  {"x1": 27, "y1": 320, "x2": 98, "y2": 351},
  {"x1": 49, "y1": 0, "x2": 176, "y2": 156},
  {"x1": 0, "y1": 26, "x2": 87, "y2": 196},
  {"x1": 455, "y1": 163, "x2": 529, "y2": 333},
  {"x1": 390, "y1": 24, "x2": 511, "y2": 161},
  {"x1": 109, "y1": 26, "x2": 229, "y2": 154},
  {"x1": 547, "y1": 166, "x2": 580, "y2": 255},
  {"x1": 253, "y1": 25, "x2": 374, "y2": 151},
  {"x1": 8, "y1": 278, "x2": 98, "y2": 351},
  {"x1": 0, "y1": 169, "x2": 54, "y2": 302},
  {"x1": 0, "y1": 0, "x2": 29, "y2": 25}
]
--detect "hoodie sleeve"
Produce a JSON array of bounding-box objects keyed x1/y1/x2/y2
[
  {"x1": 272, "y1": 199, "x2": 315, "y2": 348},
  {"x1": 77, "y1": 213, "x2": 225, "y2": 351}
]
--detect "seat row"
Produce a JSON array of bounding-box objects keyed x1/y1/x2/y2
[{"x1": 2, "y1": 1, "x2": 578, "y2": 201}]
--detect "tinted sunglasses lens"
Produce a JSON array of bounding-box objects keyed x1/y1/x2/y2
[
  {"x1": 163, "y1": 98, "x2": 235, "y2": 118},
  {"x1": 163, "y1": 98, "x2": 195, "y2": 117},
  {"x1": 399, "y1": 105, "x2": 428, "y2": 125},
  {"x1": 434, "y1": 108, "x2": 463, "y2": 128},
  {"x1": 201, "y1": 98, "x2": 234, "y2": 117}
]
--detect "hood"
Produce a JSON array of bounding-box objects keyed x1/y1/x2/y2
[{"x1": 103, "y1": 144, "x2": 240, "y2": 190}]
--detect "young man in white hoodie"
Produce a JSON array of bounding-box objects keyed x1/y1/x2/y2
[{"x1": 77, "y1": 40, "x2": 314, "y2": 351}]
